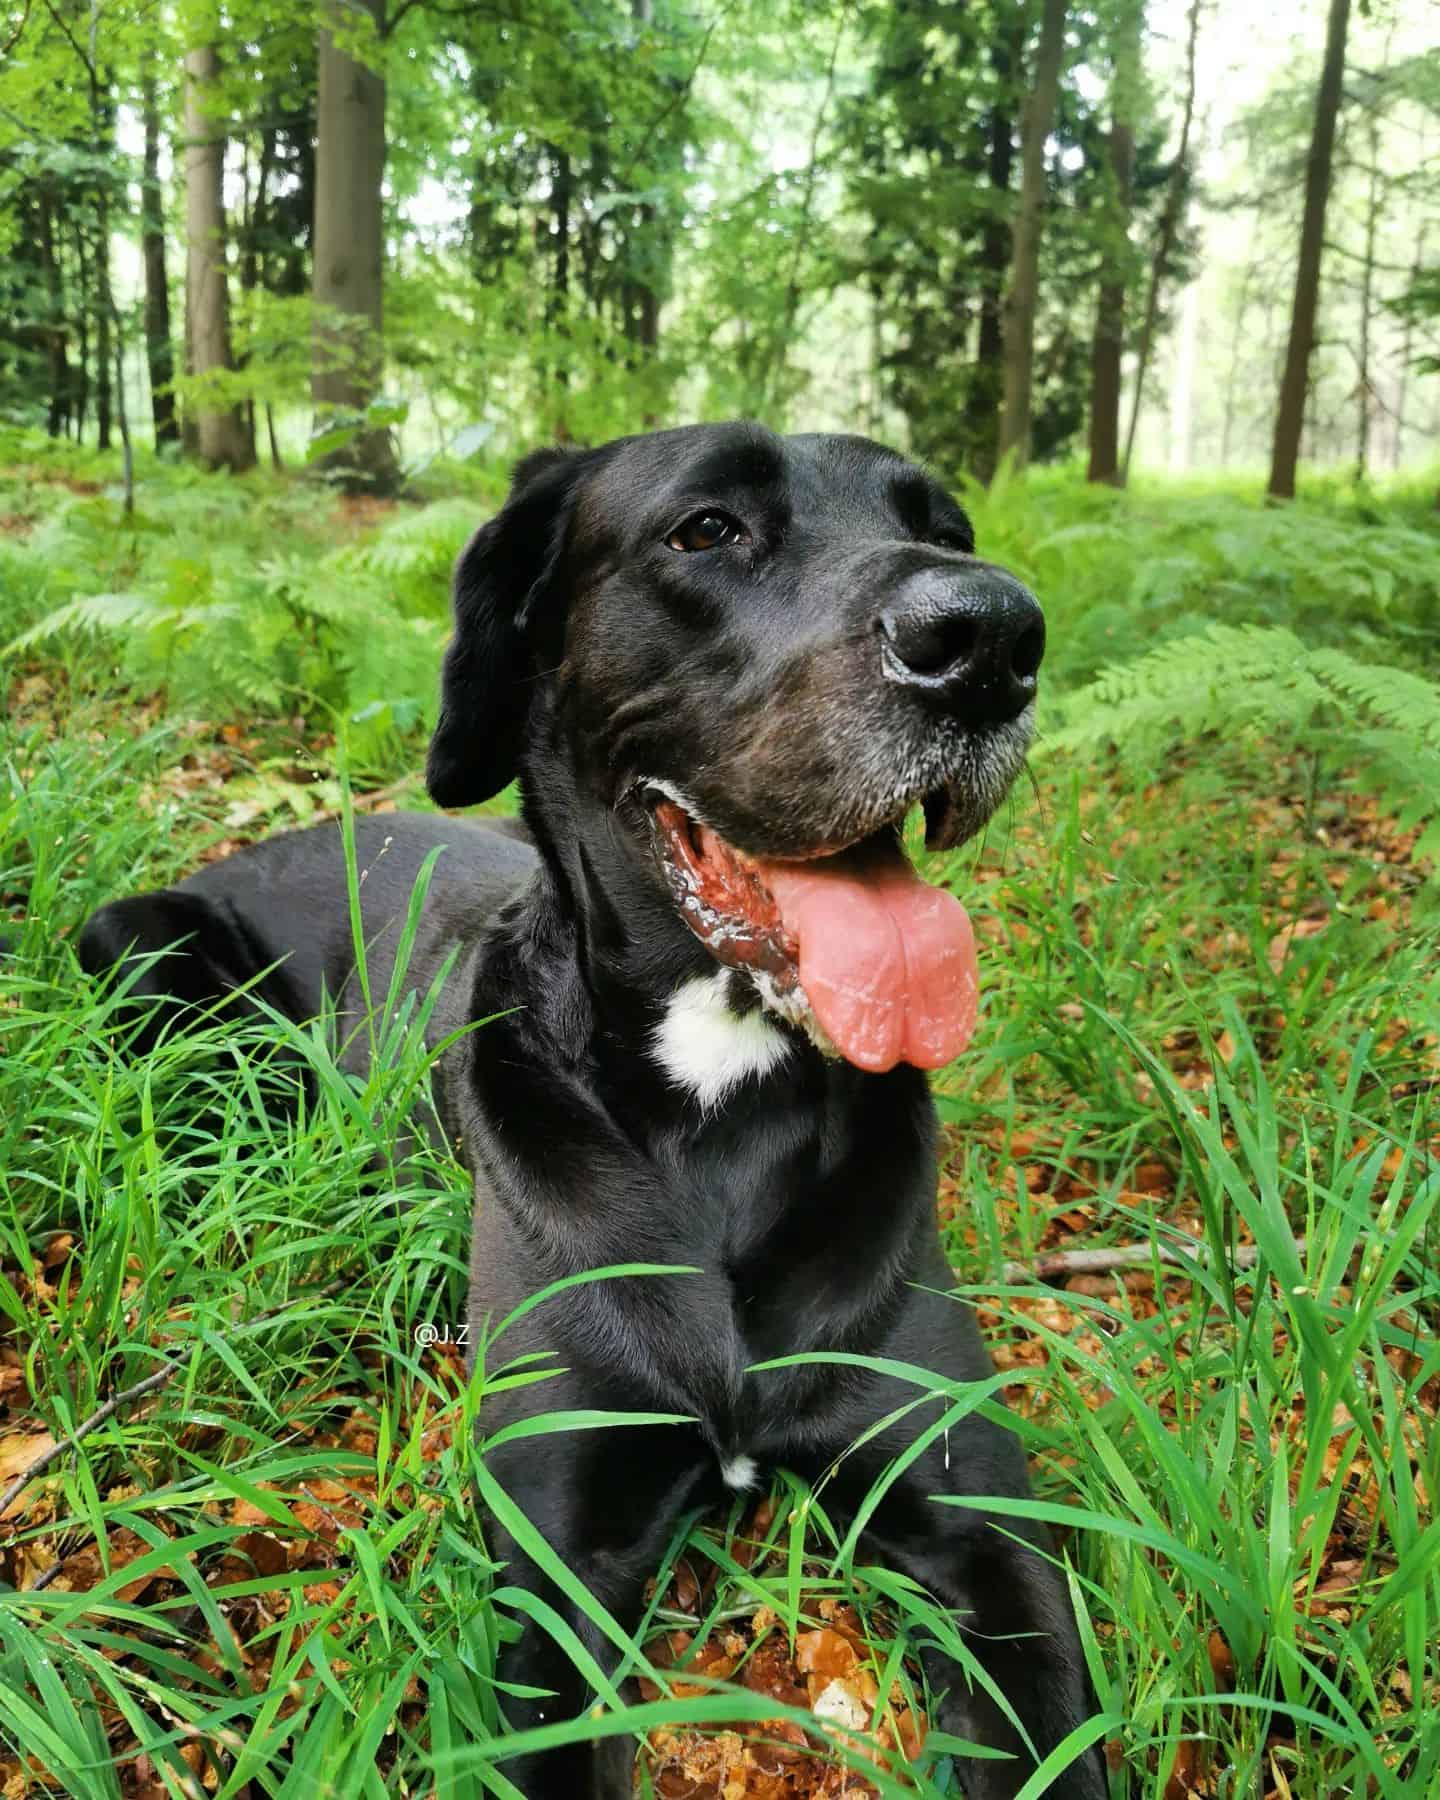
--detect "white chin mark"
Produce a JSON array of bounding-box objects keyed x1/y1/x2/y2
[
  {"x1": 721, "y1": 1453, "x2": 758, "y2": 1491},
  {"x1": 652, "y1": 972, "x2": 792, "y2": 1110}
]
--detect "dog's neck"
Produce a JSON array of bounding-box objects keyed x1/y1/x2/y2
[{"x1": 491, "y1": 746, "x2": 827, "y2": 1116}]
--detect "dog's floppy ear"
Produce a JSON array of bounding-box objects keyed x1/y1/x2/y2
[{"x1": 426, "y1": 446, "x2": 590, "y2": 809}]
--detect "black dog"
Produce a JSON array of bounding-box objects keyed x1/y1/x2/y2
[{"x1": 80, "y1": 423, "x2": 1106, "y2": 1797}]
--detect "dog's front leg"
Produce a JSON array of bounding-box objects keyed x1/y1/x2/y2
[
  {"x1": 823, "y1": 1428, "x2": 1109, "y2": 1798},
  {"x1": 481, "y1": 1421, "x2": 712, "y2": 1800},
  {"x1": 807, "y1": 1281, "x2": 1111, "y2": 1799}
]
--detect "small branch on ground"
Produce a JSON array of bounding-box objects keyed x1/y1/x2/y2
[
  {"x1": 1001, "y1": 1238, "x2": 1308, "y2": 1287},
  {"x1": 347, "y1": 775, "x2": 422, "y2": 813},
  {"x1": 0, "y1": 1358, "x2": 180, "y2": 1524},
  {"x1": 0, "y1": 1271, "x2": 355, "y2": 1529}
]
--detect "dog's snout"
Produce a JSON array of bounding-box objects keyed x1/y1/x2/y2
[{"x1": 878, "y1": 566, "x2": 1045, "y2": 723}]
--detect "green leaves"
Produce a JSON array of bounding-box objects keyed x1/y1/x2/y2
[
  {"x1": 307, "y1": 398, "x2": 411, "y2": 465},
  {"x1": 1037, "y1": 621, "x2": 1440, "y2": 871}
]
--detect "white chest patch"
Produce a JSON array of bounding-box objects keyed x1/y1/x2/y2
[
  {"x1": 652, "y1": 972, "x2": 792, "y2": 1110},
  {"x1": 721, "y1": 1453, "x2": 758, "y2": 1490}
]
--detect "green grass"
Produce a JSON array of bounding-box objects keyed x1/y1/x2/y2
[{"x1": 1, "y1": 431, "x2": 1437, "y2": 1796}]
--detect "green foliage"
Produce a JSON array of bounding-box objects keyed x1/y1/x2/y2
[
  {"x1": 1040, "y1": 624, "x2": 1440, "y2": 862},
  {"x1": 961, "y1": 469, "x2": 1440, "y2": 685},
  {"x1": 0, "y1": 446, "x2": 483, "y2": 762},
  {"x1": 2, "y1": 442, "x2": 1439, "y2": 1793},
  {"x1": 837, "y1": 0, "x2": 1186, "y2": 475}
]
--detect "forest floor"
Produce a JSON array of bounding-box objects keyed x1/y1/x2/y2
[{"x1": 1, "y1": 430, "x2": 1438, "y2": 1798}]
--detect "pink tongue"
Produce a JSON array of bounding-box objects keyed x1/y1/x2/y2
[{"x1": 759, "y1": 844, "x2": 979, "y2": 1073}]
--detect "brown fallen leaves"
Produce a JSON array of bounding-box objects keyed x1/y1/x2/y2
[{"x1": 636, "y1": 1509, "x2": 927, "y2": 1798}]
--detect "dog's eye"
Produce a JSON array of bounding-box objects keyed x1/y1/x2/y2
[{"x1": 666, "y1": 512, "x2": 747, "y2": 553}]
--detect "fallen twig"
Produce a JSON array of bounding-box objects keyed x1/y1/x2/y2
[
  {"x1": 1001, "y1": 1238, "x2": 1307, "y2": 1288},
  {"x1": 1, "y1": 1271, "x2": 355, "y2": 1529},
  {"x1": 347, "y1": 776, "x2": 422, "y2": 813},
  {"x1": 0, "y1": 1359, "x2": 180, "y2": 1525}
]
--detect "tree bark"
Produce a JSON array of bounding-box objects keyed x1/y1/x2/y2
[
  {"x1": 184, "y1": 40, "x2": 254, "y2": 471},
  {"x1": 625, "y1": 0, "x2": 661, "y2": 365},
  {"x1": 1267, "y1": 0, "x2": 1352, "y2": 501},
  {"x1": 37, "y1": 182, "x2": 71, "y2": 438},
  {"x1": 1219, "y1": 249, "x2": 1256, "y2": 467},
  {"x1": 1394, "y1": 221, "x2": 1425, "y2": 469},
  {"x1": 543, "y1": 143, "x2": 573, "y2": 434},
  {"x1": 1122, "y1": 0, "x2": 1199, "y2": 482},
  {"x1": 73, "y1": 216, "x2": 90, "y2": 440},
  {"x1": 965, "y1": 27, "x2": 1020, "y2": 486},
  {"x1": 112, "y1": 293, "x2": 134, "y2": 517},
  {"x1": 141, "y1": 68, "x2": 178, "y2": 448},
  {"x1": 1086, "y1": 0, "x2": 1140, "y2": 485},
  {"x1": 311, "y1": 0, "x2": 398, "y2": 493},
  {"x1": 548, "y1": 145, "x2": 571, "y2": 331},
  {"x1": 95, "y1": 172, "x2": 113, "y2": 452},
  {"x1": 997, "y1": 0, "x2": 1068, "y2": 472},
  {"x1": 1354, "y1": 93, "x2": 1383, "y2": 480},
  {"x1": 180, "y1": 256, "x2": 200, "y2": 456},
  {"x1": 237, "y1": 132, "x2": 274, "y2": 461}
]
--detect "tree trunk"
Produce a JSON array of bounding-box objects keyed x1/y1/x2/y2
[
  {"x1": 1122, "y1": 0, "x2": 1199, "y2": 482},
  {"x1": 184, "y1": 40, "x2": 254, "y2": 471},
  {"x1": 997, "y1": 0, "x2": 1068, "y2": 472},
  {"x1": 237, "y1": 132, "x2": 274, "y2": 464},
  {"x1": 141, "y1": 69, "x2": 178, "y2": 448},
  {"x1": 543, "y1": 143, "x2": 573, "y2": 434},
  {"x1": 180, "y1": 260, "x2": 200, "y2": 456},
  {"x1": 965, "y1": 29, "x2": 1020, "y2": 486},
  {"x1": 1394, "y1": 220, "x2": 1425, "y2": 470},
  {"x1": 548, "y1": 145, "x2": 571, "y2": 332},
  {"x1": 112, "y1": 295, "x2": 134, "y2": 517},
  {"x1": 1086, "y1": 0, "x2": 1140, "y2": 485},
  {"x1": 73, "y1": 216, "x2": 90, "y2": 440},
  {"x1": 265, "y1": 401, "x2": 284, "y2": 470},
  {"x1": 37, "y1": 182, "x2": 71, "y2": 438},
  {"x1": 1267, "y1": 0, "x2": 1352, "y2": 501},
  {"x1": 625, "y1": 0, "x2": 661, "y2": 364},
  {"x1": 1219, "y1": 246, "x2": 1256, "y2": 467},
  {"x1": 95, "y1": 177, "x2": 113, "y2": 451},
  {"x1": 312, "y1": 0, "x2": 398, "y2": 493},
  {"x1": 1354, "y1": 99, "x2": 1382, "y2": 480}
]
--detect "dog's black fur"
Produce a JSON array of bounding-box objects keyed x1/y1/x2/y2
[{"x1": 80, "y1": 423, "x2": 1107, "y2": 1798}]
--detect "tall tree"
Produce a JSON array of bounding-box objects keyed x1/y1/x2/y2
[
  {"x1": 998, "y1": 0, "x2": 1069, "y2": 470},
  {"x1": 1086, "y1": 0, "x2": 1141, "y2": 485},
  {"x1": 93, "y1": 91, "x2": 114, "y2": 453},
  {"x1": 624, "y1": 0, "x2": 661, "y2": 362},
  {"x1": 1354, "y1": 83, "x2": 1381, "y2": 478},
  {"x1": 36, "y1": 177, "x2": 72, "y2": 438},
  {"x1": 1267, "y1": 0, "x2": 1352, "y2": 500},
  {"x1": 184, "y1": 39, "x2": 254, "y2": 471},
  {"x1": 311, "y1": 0, "x2": 398, "y2": 493},
  {"x1": 141, "y1": 63, "x2": 178, "y2": 449},
  {"x1": 1122, "y1": 0, "x2": 1198, "y2": 483},
  {"x1": 966, "y1": 25, "x2": 1022, "y2": 484}
]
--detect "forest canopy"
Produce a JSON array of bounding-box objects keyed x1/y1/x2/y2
[{"x1": 0, "y1": 0, "x2": 1436, "y2": 494}]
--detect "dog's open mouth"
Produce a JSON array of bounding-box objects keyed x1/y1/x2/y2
[{"x1": 650, "y1": 796, "x2": 978, "y2": 1074}]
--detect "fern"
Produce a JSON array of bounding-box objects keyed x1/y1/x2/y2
[
  {"x1": 0, "y1": 498, "x2": 452, "y2": 739},
  {"x1": 352, "y1": 498, "x2": 476, "y2": 580},
  {"x1": 1306, "y1": 651, "x2": 1440, "y2": 751},
  {"x1": 1039, "y1": 623, "x2": 1440, "y2": 865},
  {"x1": 6, "y1": 592, "x2": 156, "y2": 653}
]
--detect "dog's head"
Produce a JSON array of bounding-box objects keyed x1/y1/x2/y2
[{"x1": 428, "y1": 423, "x2": 1043, "y2": 1075}]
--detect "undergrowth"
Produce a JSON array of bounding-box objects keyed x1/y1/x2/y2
[{"x1": 1, "y1": 428, "x2": 1437, "y2": 1796}]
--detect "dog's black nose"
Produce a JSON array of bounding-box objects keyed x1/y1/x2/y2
[{"x1": 878, "y1": 566, "x2": 1045, "y2": 724}]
